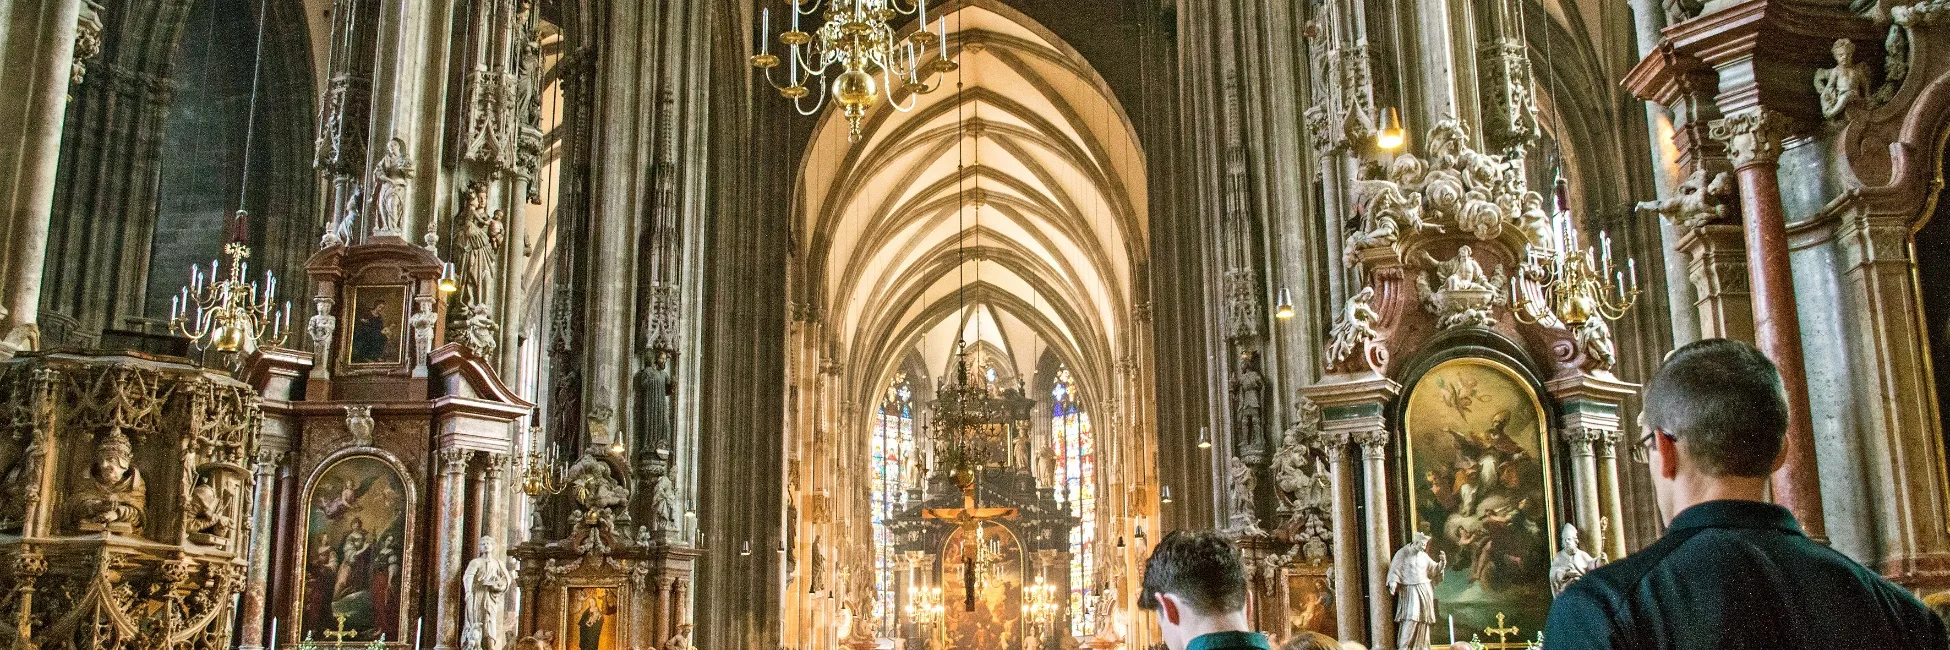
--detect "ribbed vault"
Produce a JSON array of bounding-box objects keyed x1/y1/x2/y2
[{"x1": 795, "y1": 0, "x2": 1147, "y2": 406}]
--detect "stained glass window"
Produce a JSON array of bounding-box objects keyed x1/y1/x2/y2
[
  {"x1": 870, "y1": 372, "x2": 915, "y2": 634},
  {"x1": 1051, "y1": 366, "x2": 1096, "y2": 636}
]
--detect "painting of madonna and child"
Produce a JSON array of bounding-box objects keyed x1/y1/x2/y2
[
  {"x1": 1403, "y1": 358, "x2": 1558, "y2": 644},
  {"x1": 301, "y1": 455, "x2": 410, "y2": 642}
]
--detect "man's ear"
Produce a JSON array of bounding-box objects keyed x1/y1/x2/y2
[
  {"x1": 1655, "y1": 433, "x2": 1680, "y2": 480},
  {"x1": 1157, "y1": 593, "x2": 1182, "y2": 626}
]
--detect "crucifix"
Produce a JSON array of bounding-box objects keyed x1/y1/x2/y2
[
  {"x1": 1483, "y1": 612, "x2": 1522, "y2": 648},
  {"x1": 921, "y1": 463, "x2": 1016, "y2": 612},
  {"x1": 323, "y1": 614, "x2": 357, "y2": 644}
]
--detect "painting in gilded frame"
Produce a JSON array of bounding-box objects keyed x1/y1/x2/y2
[
  {"x1": 1284, "y1": 569, "x2": 1337, "y2": 639},
  {"x1": 565, "y1": 587, "x2": 620, "y2": 650},
  {"x1": 1403, "y1": 357, "x2": 1556, "y2": 644},
  {"x1": 299, "y1": 455, "x2": 410, "y2": 642},
  {"x1": 344, "y1": 284, "x2": 408, "y2": 365},
  {"x1": 943, "y1": 523, "x2": 1022, "y2": 650}
]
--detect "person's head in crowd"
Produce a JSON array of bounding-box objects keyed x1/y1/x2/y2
[
  {"x1": 1277, "y1": 631, "x2": 1339, "y2": 650},
  {"x1": 1139, "y1": 530, "x2": 1251, "y2": 650},
  {"x1": 1638, "y1": 339, "x2": 1787, "y2": 522},
  {"x1": 1924, "y1": 591, "x2": 1950, "y2": 631}
]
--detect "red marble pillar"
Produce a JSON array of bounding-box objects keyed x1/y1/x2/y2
[{"x1": 1711, "y1": 109, "x2": 1828, "y2": 542}]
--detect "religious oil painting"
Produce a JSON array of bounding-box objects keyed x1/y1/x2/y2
[
  {"x1": 300, "y1": 455, "x2": 409, "y2": 642},
  {"x1": 1285, "y1": 570, "x2": 1337, "y2": 638},
  {"x1": 345, "y1": 284, "x2": 407, "y2": 365},
  {"x1": 566, "y1": 588, "x2": 619, "y2": 650},
  {"x1": 943, "y1": 522, "x2": 1022, "y2": 650},
  {"x1": 1403, "y1": 358, "x2": 1556, "y2": 645}
]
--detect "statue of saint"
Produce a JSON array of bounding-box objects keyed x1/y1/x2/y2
[
  {"x1": 74, "y1": 430, "x2": 145, "y2": 533},
  {"x1": 662, "y1": 624, "x2": 694, "y2": 650},
  {"x1": 566, "y1": 449, "x2": 628, "y2": 531},
  {"x1": 650, "y1": 471, "x2": 681, "y2": 535},
  {"x1": 1550, "y1": 523, "x2": 1605, "y2": 596},
  {"x1": 456, "y1": 182, "x2": 505, "y2": 309},
  {"x1": 373, "y1": 138, "x2": 414, "y2": 236},
  {"x1": 1423, "y1": 245, "x2": 1496, "y2": 293},
  {"x1": 185, "y1": 477, "x2": 233, "y2": 542},
  {"x1": 462, "y1": 536, "x2": 516, "y2": 650},
  {"x1": 1231, "y1": 351, "x2": 1267, "y2": 450},
  {"x1": 1387, "y1": 532, "x2": 1448, "y2": 650},
  {"x1": 634, "y1": 349, "x2": 674, "y2": 456}
]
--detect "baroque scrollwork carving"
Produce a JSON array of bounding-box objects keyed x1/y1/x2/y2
[{"x1": 1342, "y1": 119, "x2": 1542, "y2": 264}]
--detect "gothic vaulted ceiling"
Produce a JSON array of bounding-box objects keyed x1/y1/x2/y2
[{"x1": 794, "y1": 0, "x2": 1147, "y2": 408}]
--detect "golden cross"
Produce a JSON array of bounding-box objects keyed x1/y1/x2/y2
[
  {"x1": 323, "y1": 614, "x2": 357, "y2": 644},
  {"x1": 1484, "y1": 612, "x2": 1521, "y2": 645}
]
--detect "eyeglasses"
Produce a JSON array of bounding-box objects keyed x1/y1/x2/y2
[{"x1": 1632, "y1": 429, "x2": 1672, "y2": 464}]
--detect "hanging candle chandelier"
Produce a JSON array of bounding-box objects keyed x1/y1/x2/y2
[
  {"x1": 750, "y1": 0, "x2": 957, "y2": 142},
  {"x1": 170, "y1": 215, "x2": 291, "y2": 353}
]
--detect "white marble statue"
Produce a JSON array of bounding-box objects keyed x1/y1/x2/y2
[
  {"x1": 1815, "y1": 38, "x2": 1870, "y2": 119},
  {"x1": 462, "y1": 536, "x2": 516, "y2": 650},
  {"x1": 373, "y1": 138, "x2": 414, "y2": 236},
  {"x1": 1550, "y1": 523, "x2": 1605, "y2": 597},
  {"x1": 1325, "y1": 287, "x2": 1381, "y2": 368},
  {"x1": 1387, "y1": 532, "x2": 1448, "y2": 650}
]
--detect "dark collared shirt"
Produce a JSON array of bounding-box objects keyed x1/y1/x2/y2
[
  {"x1": 1185, "y1": 631, "x2": 1272, "y2": 650},
  {"x1": 1542, "y1": 500, "x2": 1948, "y2": 649}
]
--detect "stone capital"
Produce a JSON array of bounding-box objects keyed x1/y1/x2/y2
[
  {"x1": 1709, "y1": 109, "x2": 1794, "y2": 169},
  {"x1": 438, "y1": 448, "x2": 474, "y2": 474}
]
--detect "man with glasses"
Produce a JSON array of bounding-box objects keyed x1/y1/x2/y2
[{"x1": 1542, "y1": 339, "x2": 1946, "y2": 648}]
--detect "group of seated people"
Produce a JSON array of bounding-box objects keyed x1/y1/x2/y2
[{"x1": 1142, "y1": 340, "x2": 1949, "y2": 650}]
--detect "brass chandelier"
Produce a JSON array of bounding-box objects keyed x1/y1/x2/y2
[
  {"x1": 750, "y1": 0, "x2": 958, "y2": 142},
  {"x1": 1512, "y1": 179, "x2": 1639, "y2": 327}
]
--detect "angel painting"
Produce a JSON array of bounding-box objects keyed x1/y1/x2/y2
[{"x1": 303, "y1": 456, "x2": 409, "y2": 641}]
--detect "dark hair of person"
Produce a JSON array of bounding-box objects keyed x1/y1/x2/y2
[
  {"x1": 1642, "y1": 338, "x2": 1787, "y2": 478},
  {"x1": 1137, "y1": 530, "x2": 1247, "y2": 614},
  {"x1": 1279, "y1": 631, "x2": 1340, "y2": 650}
]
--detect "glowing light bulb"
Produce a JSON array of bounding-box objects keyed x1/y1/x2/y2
[{"x1": 1376, "y1": 107, "x2": 1406, "y2": 150}]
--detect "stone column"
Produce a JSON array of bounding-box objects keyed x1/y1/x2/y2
[
  {"x1": 1354, "y1": 429, "x2": 1395, "y2": 649},
  {"x1": 482, "y1": 454, "x2": 507, "y2": 542},
  {"x1": 1709, "y1": 108, "x2": 1826, "y2": 541},
  {"x1": 1323, "y1": 432, "x2": 1363, "y2": 642},
  {"x1": 0, "y1": 0, "x2": 82, "y2": 357},
  {"x1": 238, "y1": 450, "x2": 286, "y2": 650},
  {"x1": 432, "y1": 448, "x2": 473, "y2": 650},
  {"x1": 1562, "y1": 428, "x2": 1606, "y2": 549},
  {"x1": 1594, "y1": 430, "x2": 1627, "y2": 560}
]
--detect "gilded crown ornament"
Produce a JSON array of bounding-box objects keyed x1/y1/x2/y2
[{"x1": 751, "y1": 0, "x2": 957, "y2": 142}]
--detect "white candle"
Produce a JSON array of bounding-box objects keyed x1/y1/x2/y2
[
  {"x1": 1628, "y1": 258, "x2": 1639, "y2": 291},
  {"x1": 414, "y1": 616, "x2": 424, "y2": 649},
  {"x1": 791, "y1": 0, "x2": 799, "y2": 32},
  {"x1": 269, "y1": 618, "x2": 278, "y2": 648},
  {"x1": 1448, "y1": 615, "x2": 1455, "y2": 644},
  {"x1": 171, "y1": 296, "x2": 180, "y2": 322},
  {"x1": 919, "y1": 0, "x2": 926, "y2": 26},
  {"x1": 761, "y1": 8, "x2": 770, "y2": 54},
  {"x1": 938, "y1": 17, "x2": 947, "y2": 59}
]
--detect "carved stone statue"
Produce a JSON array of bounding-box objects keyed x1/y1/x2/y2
[
  {"x1": 1272, "y1": 431, "x2": 1330, "y2": 516},
  {"x1": 1575, "y1": 318, "x2": 1617, "y2": 372},
  {"x1": 1091, "y1": 580, "x2": 1122, "y2": 641},
  {"x1": 565, "y1": 449, "x2": 628, "y2": 532},
  {"x1": 1663, "y1": 0, "x2": 1704, "y2": 25},
  {"x1": 409, "y1": 300, "x2": 439, "y2": 362},
  {"x1": 634, "y1": 349, "x2": 674, "y2": 457},
  {"x1": 1228, "y1": 460, "x2": 1260, "y2": 534},
  {"x1": 1387, "y1": 532, "x2": 1448, "y2": 650},
  {"x1": 461, "y1": 306, "x2": 501, "y2": 358},
  {"x1": 1517, "y1": 191, "x2": 1553, "y2": 248},
  {"x1": 663, "y1": 623, "x2": 694, "y2": 650},
  {"x1": 1635, "y1": 168, "x2": 1734, "y2": 231},
  {"x1": 74, "y1": 430, "x2": 145, "y2": 533},
  {"x1": 809, "y1": 535, "x2": 827, "y2": 592},
  {"x1": 1325, "y1": 287, "x2": 1381, "y2": 369},
  {"x1": 462, "y1": 536, "x2": 516, "y2": 650},
  {"x1": 345, "y1": 405, "x2": 375, "y2": 446},
  {"x1": 649, "y1": 471, "x2": 681, "y2": 536},
  {"x1": 1816, "y1": 38, "x2": 1871, "y2": 119},
  {"x1": 373, "y1": 138, "x2": 414, "y2": 236},
  {"x1": 1550, "y1": 523, "x2": 1605, "y2": 597},
  {"x1": 456, "y1": 182, "x2": 506, "y2": 309},
  {"x1": 323, "y1": 186, "x2": 359, "y2": 248},
  {"x1": 1231, "y1": 351, "x2": 1268, "y2": 452},
  {"x1": 184, "y1": 477, "x2": 234, "y2": 544},
  {"x1": 308, "y1": 297, "x2": 337, "y2": 360},
  {"x1": 1419, "y1": 246, "x2": 1505, "y2": 329}
]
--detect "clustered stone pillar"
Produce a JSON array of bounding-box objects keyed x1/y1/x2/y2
[
  {"x1": 432, "y1": 448, "x2": 474, "y2": 650},
  {"x1": 0, "y1": 0, "x2": 83, "y2": 357},
  {"x1": 1322, "y1": 433, "x2": 1364, "y2": 641},
  {"x1": 1563, "y1": 427, "x2": 1607, "y2": 549},
  {"x1": 1710, "y1": 108, "x2": 1827, "y2": 542}
]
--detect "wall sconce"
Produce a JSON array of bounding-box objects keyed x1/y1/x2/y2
[
  {"x1": 1275, "y1": 287, "x2": 1295, "y2": 320},
  {"x1": 1376, "y1": 107, "x2": 1406, "y2": 150}
]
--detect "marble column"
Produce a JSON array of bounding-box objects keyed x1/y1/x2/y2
[
  {"x1": 1562, "y1": 428, "x2": 1606, "y2": 550},
  {"x1": 0, "y1": 0, "x2": 82, "y2": 356},
  {"x1": 1710, "y1": 108, "x2": 1826, "y2": 542},
  {"x1": 238, "y1": 450, "x2": 286, "y2": 650},
  {"x1": 1323, "y1": 432, "x2": 1363, "y2": 642},
  {"x1": 482, "y1": 454, "x2": 507, "y2": 542},
  {"x1": 1676, "y1": 224, "x2": 1757, "y2": 341},
  {"x1": 1355, "y1": 429, "x2": 1394, "y2": 649},
  {"x1": 1595, "y1": 430, "x2": 1628, "y2": 560},
  {"x1": 432, "y1": 448, "x2": 473, "y2": 650}
]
